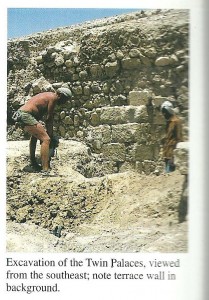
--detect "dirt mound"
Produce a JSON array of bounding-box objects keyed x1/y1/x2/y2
[{"x1": 6, "y1": 140, "x2": 188, "y2": 252}]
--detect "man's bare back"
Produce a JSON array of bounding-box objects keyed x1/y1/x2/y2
[{"x1": 20, "y1": 92, "x2": 58, "y2": 120}]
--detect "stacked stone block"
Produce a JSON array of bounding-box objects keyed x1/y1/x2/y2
[{"x1": 83, "y1": 95, "x2": 165, "y2": 173}]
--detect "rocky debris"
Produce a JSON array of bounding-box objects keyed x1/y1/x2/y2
[
  {"x1": 7, "y1": 220, "x2": 188, "y2": 253},
  {"x1": 7, "y1": 140, "x2": 188, "y2": 252},
  {"x1": 6, "y1": 222, "x2": 65, "y2": 252},
  {"x1": 173, "y1": 142, "x2": 189, "y2": 222},
  {"x1": 7, "y1": 9, "x2": 189, "y2": 175},
  {"x1": 174, "y1": 142, "x2": 189, "y2": 175}
]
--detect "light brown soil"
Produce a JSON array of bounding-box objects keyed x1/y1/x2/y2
[{"x1": 6, "y1": 139, "x2": 188, "y2": 252}]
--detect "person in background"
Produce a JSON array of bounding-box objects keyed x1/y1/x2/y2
[
  {"x1": 161, "y1": 100, "x2": 183, "y2": 173},
  {"x1": 12, "y1": 88, "x2": 72, "y2": 173}
]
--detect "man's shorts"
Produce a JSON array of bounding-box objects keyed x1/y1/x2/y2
[{"x1": 12, "y1": 110, "x2": 39, "y2": 126}]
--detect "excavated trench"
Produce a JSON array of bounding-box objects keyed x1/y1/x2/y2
[{"x1": 6, "y1": 139, "x2": 188, "y2": 252}]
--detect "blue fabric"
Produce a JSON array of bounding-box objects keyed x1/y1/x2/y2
[{"x1": 165, "y1": 159, "x2": 175, "y2": 173}]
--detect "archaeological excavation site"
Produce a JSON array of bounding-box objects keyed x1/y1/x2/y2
[{"x1": 7, "y1": 9, "x2": 189, "y2": 252}]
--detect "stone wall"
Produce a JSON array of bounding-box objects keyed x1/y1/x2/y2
[
  {"x1": 7, "y1": 9, "x2": 189, "y2": 174},
  {"x1": 174, "y1": 142, "x2": 189, "y2": 176}
]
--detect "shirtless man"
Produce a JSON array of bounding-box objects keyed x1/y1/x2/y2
[{"x1": 12, "y1": 87, "x2": 72, "y2": 172}]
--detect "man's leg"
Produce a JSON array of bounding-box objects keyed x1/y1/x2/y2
[
  {"x1": 165, "y1": 159, "x2": 170, "y2": 173},
  {"x1": 24, "y1": 123, "x2": 51, "y2": 171},
  {"x1": 165, "y1": 158, "x2": 175, "y2": 173},
  {"x1": 40, "y1": 135, "x2": 50, "y2": 171},
  {"x1": 29, "y1": 135, "x2": 41, "y2": 170}
]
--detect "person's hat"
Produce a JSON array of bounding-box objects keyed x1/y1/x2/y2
[
  {"x1": 57, "y1": 87, "x2": 72, "y2": 98},
  {"x1": 161, "y1": 100, "x2": 174, "y2": 115}
]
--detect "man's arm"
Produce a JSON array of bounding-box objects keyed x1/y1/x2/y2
[
  {"x1": 176, "y1": 119, "x2": 183, "y2": 142},
  {"x1": 45, "y1": 100, "x2": 56, "y2": 138}
]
